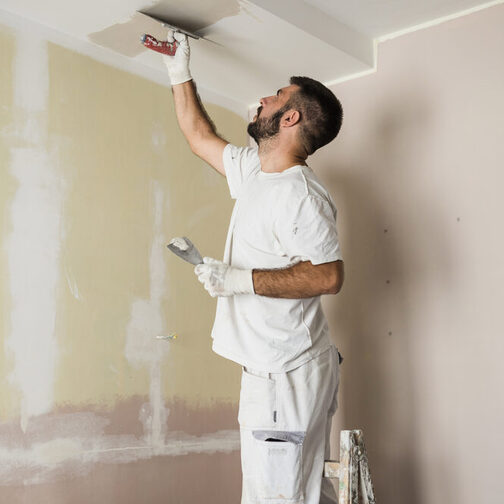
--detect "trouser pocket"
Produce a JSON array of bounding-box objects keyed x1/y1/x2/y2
[
  {"x1": 238, "y1": 367, "x2": 277, "y2": 428},
  {"x1": 251, "y1": 430, "x2": 306, "y2": 501}
]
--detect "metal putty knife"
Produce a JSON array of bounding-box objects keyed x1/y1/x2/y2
[{"x1": 167, "y1": 237, "x2": 203, "y2": 265}]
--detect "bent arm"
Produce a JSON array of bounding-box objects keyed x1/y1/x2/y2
[
  {"x1": 171, "y1": 80, "x2": 228, "y2": 175},
  {"x1": 252, "y1": 260, "x2": 344, "y2": 299}
]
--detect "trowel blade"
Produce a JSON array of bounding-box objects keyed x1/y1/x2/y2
[
  {"x1": 166, "y1": 237, "x2": 203, "y2": 265},
  {"x1": 137, "y1": 11, "x2": 200, "y2": 40}
]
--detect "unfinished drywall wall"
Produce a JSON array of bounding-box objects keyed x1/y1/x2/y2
[
  {"x1": 313, "y1": 4, "x2": 504, "y2": 504},
  {"x1": 0, "y1": 23, "x2": 16, "y2": 422},
  {"x1": 0, "y1": 20, "x2": 246, "y2": 503}
]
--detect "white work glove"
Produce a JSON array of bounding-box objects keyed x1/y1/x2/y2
[
  {"x1": 163, "y1": 29, "x2": 192, "y2": 85},
  {"x1": 194, "y1": 257, "x2": 255, "y2": 297}
]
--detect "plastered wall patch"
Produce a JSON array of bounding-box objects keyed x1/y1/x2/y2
[
  {"x1": 125, "y1": 181, "x2": 169, "y2": 450},
  {"x1": 5, "y1": 32, "x2": 65, "y2": 433},
  {"x1": 0, "y1": 408, "x2": 239, "y2": 485}
]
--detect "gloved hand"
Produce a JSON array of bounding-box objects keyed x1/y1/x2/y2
[
  {"x1": 194, "y1": 257, "x2": 255, "y2": 297},
  {"x1": 163, "y1": 29, "x2": 192, "y2": 85}
]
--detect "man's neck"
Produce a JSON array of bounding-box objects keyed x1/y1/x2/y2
[{"x1": 257, "y1": 140, "x2": 308, "y2": 173}]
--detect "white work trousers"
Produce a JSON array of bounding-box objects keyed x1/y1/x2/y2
[{"x1": 238, "y1": 344, "x2": 341, "y2": 504}]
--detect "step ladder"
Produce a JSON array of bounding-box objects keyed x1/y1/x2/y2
[{"x1": 324, "y1": 429, "x2": 376, "y2": 504}]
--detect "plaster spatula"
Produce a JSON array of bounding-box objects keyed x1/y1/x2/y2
[{"x1": 167, "y1": 237, "x2": 203, "y2": 265}]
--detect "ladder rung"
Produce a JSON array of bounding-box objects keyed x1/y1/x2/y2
[{"x1": 324, "y1": 460, "x2": 341, "y2": 478}]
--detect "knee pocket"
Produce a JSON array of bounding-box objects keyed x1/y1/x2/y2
[{"x1": 245, "y1": 430, "x2": 306, "y2": 502}]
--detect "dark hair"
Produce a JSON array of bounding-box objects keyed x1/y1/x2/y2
[{"x1": 287, "y1": 76, "x2": 343, "y2": 155}]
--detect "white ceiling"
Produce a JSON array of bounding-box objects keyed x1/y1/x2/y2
[
  {"x1": 304, "y1": 0, "x2": 496, "y2": 38},
  {"x1": 0, "y1": 0, "x2": 499, "y2": 113}
]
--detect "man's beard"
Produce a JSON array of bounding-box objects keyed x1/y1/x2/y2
[{"x1": 247, "y1": 104, "x2": 290, "y2": 145}]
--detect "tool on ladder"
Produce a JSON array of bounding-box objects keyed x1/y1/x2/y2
[{"x1": 324, "y1": 429, "x2": 376, "y2": 504}]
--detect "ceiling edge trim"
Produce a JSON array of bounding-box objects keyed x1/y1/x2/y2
[{"x1": 376, "y1": 0, "x2": 504, "y2": 43}]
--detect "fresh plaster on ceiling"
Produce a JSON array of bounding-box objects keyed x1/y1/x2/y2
[
  {"x1": 143, "y1": 0, "x2": 242, "y2": 33},
  {"x1": 89, "y1": 1, "x2": 241, "y2": 58},
  {"x1": 0, "y1": 6, "x2": 247, "y2": 118}
]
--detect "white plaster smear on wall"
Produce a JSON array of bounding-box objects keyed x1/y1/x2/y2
[
  {"x1": 4, "y1": 31, "x2": 65, "y2": 433},
  {"x1": 0, "y1": 411, "x2": 239, "y2": 485},
  {"x1": 125, "y1": 181, "x2": 169, "y2": 452}
]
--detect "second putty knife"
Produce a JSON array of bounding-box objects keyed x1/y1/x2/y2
[{"x1": 167, "y1": 237, "x2": 203, "y2": 265}]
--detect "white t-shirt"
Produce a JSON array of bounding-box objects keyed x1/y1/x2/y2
[{"x1": 210, "y1": 143, "x2": 343, "y2": 372}]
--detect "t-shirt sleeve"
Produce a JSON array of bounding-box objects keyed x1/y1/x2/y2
[
  {"x1": 275, "y1": 195, "x2": 343, "y2": 265},
  {"x1": 222, "y1": 143, "x2": 260, "y2": 199}
]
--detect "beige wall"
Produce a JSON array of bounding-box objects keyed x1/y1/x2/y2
[
  {"x1": 0, "y1": 22, "x2": 245, "y2": 502},
  {"x1": 315, "y1": 4, "x2": 504, "y2": 504}
]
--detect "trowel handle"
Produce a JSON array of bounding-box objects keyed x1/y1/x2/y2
[{"x1": 141, "y1": 34, "x2": 177, "y2": 56}]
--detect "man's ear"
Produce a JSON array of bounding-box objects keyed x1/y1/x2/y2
[{"x1": 281, "y1": 109, "x2": 301, "y2": 127}]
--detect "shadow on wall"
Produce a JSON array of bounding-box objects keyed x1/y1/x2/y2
[{"x1": 321, "y1": 91, "x2": 458, "y2": 504}]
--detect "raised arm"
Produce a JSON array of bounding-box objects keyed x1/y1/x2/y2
[{"x1": 164, "y1": 31, "x2": 228, "y2": 176}]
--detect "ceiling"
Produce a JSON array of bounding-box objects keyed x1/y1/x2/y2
[{"x1": 0, "y1": 0, "x2": 498, "y2": 113}]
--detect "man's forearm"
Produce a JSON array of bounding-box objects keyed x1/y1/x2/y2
[
  {"x1": 171, "y1": 80, "x2": 219, "y2": 148},
  {"x1": 252, "y1": 260, "x2": 340, "y2": 299}
]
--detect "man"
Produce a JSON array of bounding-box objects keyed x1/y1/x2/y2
[{"x1": 163, "y1": 30, "x2": 345, "y2": 504}]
